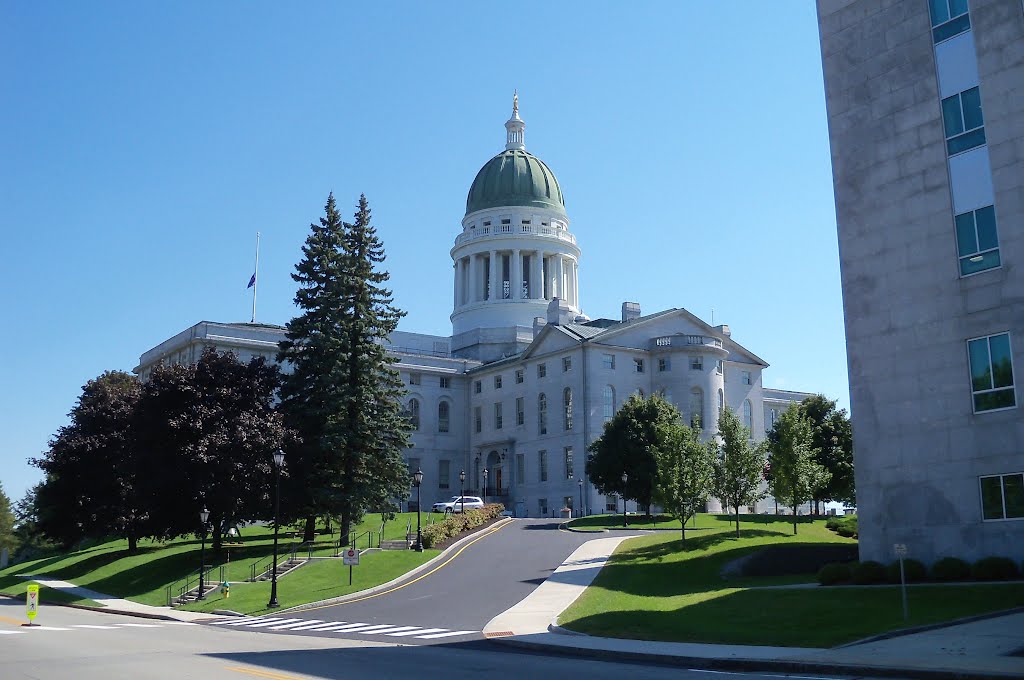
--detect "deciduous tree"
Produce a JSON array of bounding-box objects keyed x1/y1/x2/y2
[
  {"x1": 652, "y1": 420, "x2": 716, "y2": 543},
  {"x1": 713, "y1": 406, "x2": 768, "y2": 538},
  {"x1": 767, "y1": 407, "x2": 829, "y2": 534}
]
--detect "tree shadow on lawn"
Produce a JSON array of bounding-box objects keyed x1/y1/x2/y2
[{"x1": 622, "y1": 529, "x2": 789, "y2": 562}]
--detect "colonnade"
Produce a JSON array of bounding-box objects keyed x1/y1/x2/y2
[{"x1": 453, "y1": 249, "x2": 578, "y2": 308}]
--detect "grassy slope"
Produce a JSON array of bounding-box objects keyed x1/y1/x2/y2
[
  {"x1": 559, "y1": 515, "x2": 1024, "y2": 647},
  {"x1": 0, "y1": 513, "x2": 425, "y2": 609}
]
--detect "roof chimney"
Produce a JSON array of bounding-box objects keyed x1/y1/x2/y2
[
  {"x1": 714, "y1": 324, "x2": 731, "y2": 337},
  {"x1": 621, "y1": 302, "x2": 641, "y2": 323},
  {"x1": 547, "y1": 297, "x2": 571, "y2": 326}
]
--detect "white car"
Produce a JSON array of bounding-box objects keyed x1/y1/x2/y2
[{"x1": 431, "y1": 496, "x2": 485, "y2": 513}]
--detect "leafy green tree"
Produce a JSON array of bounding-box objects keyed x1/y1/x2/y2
[
  {"x1": 138, "y1": 349, "x2": 288, "y2": 550},
  {"x1": 587, "y1": 394, "x2": 676, "y2": 514},
  {"x1": 767, "y1": 407, "x2": 829, "y2": 534},
  {"x1": 652, "y1": 419, "x2": 716, "y2": 543},
  {"x1": 799, "y1": 395, "x2": 854, "y2": 510},
  {"x1": 31, "y1": 371, "x2": 146, "y2": 552},
  {"x1": 0, "y1": 482, "x2": 16, "y2": 557},
  {"x1": 713, "y1": 406, "x2": 768, "y2": 538},
  {"x1": 278, "y1": 194, "x2": 412, "y2": 541}
]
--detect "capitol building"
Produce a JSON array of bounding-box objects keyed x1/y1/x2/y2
[{"x1": 136, "y1": 99, "x2": 813, "y2": 517}]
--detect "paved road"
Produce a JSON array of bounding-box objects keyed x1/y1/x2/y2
[
  {"x1": 211, "y1": 518, "x2": 639, "y2": 644},
  {"x1": 0, "y1": 598, "x2": 859, "y2": 680}
]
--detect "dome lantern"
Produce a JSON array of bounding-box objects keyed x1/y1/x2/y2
[{"x1": 505, "y1": 90, "x2": 525, "y2": 151}]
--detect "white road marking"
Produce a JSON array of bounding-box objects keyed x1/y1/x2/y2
[
  {"x1": 71, "y1": 625, "x2": 119, "y2": 629},
  {"x1": 267, "y1": 619, "x2": 323, "y2": 630},
  {"x1": 23, "y1": 626, "x2": 72, "y2": 631},
  {"x1": 209, "y1": 617, "x2": 263, "y2": 626},
  {"x1": 385, "y1": 627, "x2": 446, "y2": 637},
  {"x1": 285, "y1": 621, "x2": 349, "y2": 631},
  {"x1": 114, "y1": 623, "x2": 162, "y2": 628},
  {"x1": 317, "y1": 623, "x2": 396, "y2": 633},
  {"x1": 0, "y1": 630, "x2": 25, "y2": 635},
  {"x1": 244, "y1": 618, "x2": 304, "y2": 628},
  {"x1": 355, "y1": 625, "x2": 420, "y2": 635},
  {"x1": 415, "y1": 630, "x2": 476, "y2": 639}
]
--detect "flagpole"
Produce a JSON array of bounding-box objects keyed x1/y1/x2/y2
[{"x1": 251, "y1": 232, "x2": 260, "y2": 323}]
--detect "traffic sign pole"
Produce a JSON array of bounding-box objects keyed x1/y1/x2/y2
[{"x1": 24, "y1": 584, "x2": 40, "y2": 627}]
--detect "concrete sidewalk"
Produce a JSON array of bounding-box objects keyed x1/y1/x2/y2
[
  {"x1": 484, "y1": 538, "x2": 1024, "y2": 679},
  {"x1": 14, "y1": 575, "x2": 219, "y2": 622}
]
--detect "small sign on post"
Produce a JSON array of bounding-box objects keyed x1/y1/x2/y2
[
  {"x1": 24, "y1": 584, "x2": 40, "y2": 627},
  {"x1": 893, "y1": 543, "x2": 909, "y2": 621},
  {"x1": 343, "y1": 548, "x2": 360, "y2": 586}
]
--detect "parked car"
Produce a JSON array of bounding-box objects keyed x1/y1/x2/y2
[{"x1": 431, "y1": 496, "x2": 484, "y2": 513}]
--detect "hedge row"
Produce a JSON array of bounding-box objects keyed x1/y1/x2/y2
[
  {"x1": 818, "y1": 555, "x2": 1022, "y2": 585},
  {"x1": 420, "y1": 503, "x2": 505, "y2": 549},
  {"x1": 824, "y1": 515, "x2": 858, "y2": 538}
]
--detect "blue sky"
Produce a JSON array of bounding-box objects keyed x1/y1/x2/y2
[{"x1": 0, "y1": 2, "x2": 846, "y2": 505}]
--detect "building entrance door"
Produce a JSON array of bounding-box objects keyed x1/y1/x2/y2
[{"x1": 495, "y1": 467, "x2": 503, "y2": 494}]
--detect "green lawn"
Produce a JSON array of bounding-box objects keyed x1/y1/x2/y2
[
  {"x1": 559, "y1": 517, "x2": 1024, "y2": 647},
  {"x1": 0, "y1": 513, "x2": 425, "y2": 610},
  {"x1": 567, "y1": 512, "x2": 814, "y2": 532}
]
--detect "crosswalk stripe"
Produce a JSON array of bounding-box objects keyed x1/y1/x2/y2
[
  {"x1": 213, "y1": 617, "x2": 273, "y2": 626},
  {"x1": 0, "y1": 630, "x2": 25, "y2": 635},
  {"x1": 385, "y1": 627, "x2": 446, "y2": 637},
  {"x1": 72, "y1": 625, "x2": 119, "y2": 629},
  {"x1": 415, "y1": 630, "x2": 476, "y2": 639},
  {"x1": 320, "y1": 623, "x2": 396, "y2": 633},
  {"x1": 245, "y1": 618, "x2": 304, "y2": 628},
  {"x1": 357, "y1": 625, "x2": 420, "y2": 635},
  {"x1": 284, "y1": 621, "x2": 348, "y2": 631},
  {"x1": 267, "y1": 620, "x2": 322, "y2": 630}
]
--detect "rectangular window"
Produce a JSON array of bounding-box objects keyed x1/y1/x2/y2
[
  {"x1": 474, "y1": 406, "x2": 482, "y2": 433},
  {"x1": 409, "y1": 373, "x2": 421, "y2": 385},
  {"x1": 658, "y1": 357, "x2": 670, "y2": 372},
  {"x1": 516, "y1": 454, "x2": 525, "y2": 486},
  {"x1": 538, "y1": 363, "x2": 547, "y2": 378},
  {"x1": 929, "y1": 0, "x2": 970, "y2": 43},
  {"x1": 691, "y1": 355, "x2": 703, "y2": 370},
  {"x1": 539, "y1": 450, "x2": 548, "y2": 482},
  {"x1": 955, "y1": 205, "x2": 1000, "y2": 276},
  {"x1": 980, "y1": 473, "x2": 1024, "y2": 520},
  {"x1": 562, "y1": 356, "x2": 572, "y2": 372},
  {"x1": 515, "y1": 369, "x2": 524, "y2": 384},
  {"x1": 564, "y1": 446, "x2": 574, "y2": 479},
  {"x1": 408, "y1": 457, "x2": 420, "y2": 476},
  {"x1": 439, "y1": 376, "x2": 450, "y2": 389},
  {"x1": 602, "y1": 353, "x2": 615, "y2": 370},
  {"x1": 474, "y1": 380, "x2": 482, "y2": 394},
  {"x1": 516, "y1": 397, "x2": 525, "y2": 426},
  {"x1": 634, "y1": 358, "x2": 644, "y2": 373},
  {"x1": 941, "y1": 87, "x2": 985, "y2": 156},
  {"x1": 539, "y1": 498, "x2": 548, "y2": 516},
  {"x1": 605, "y1": 495, "x2": 618, "y2": 512},
  {"x1": 494, "y1": 402, "x2": 503, "y2": 430},
  {"x1": 968, "y1": 333, "x2": 1016, "y2": 412},
  {"x1": 494, "y1": 375, "x2": 502, "y2": 389},
  {"x1": 716, "y1": 359, "x2": 724, "y2": 376},
  {"x1": 439, "y1": 460, "x2": 450, "y2": 489},
  {"x1": 742, "y1": 371, "x2": 752, "y2": 385}
]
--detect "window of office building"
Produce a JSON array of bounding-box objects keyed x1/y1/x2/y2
[
  {"x1": 539, "y1": 450, "x2": 548, "y2": 482},
  {"x1": 515, "y1": 368, "x2": 524, "y2": 384},
  {"x1": 494, "y1": 375, "x2": 502, "y2": 389},
  {"x1": 564, "y1": 446, "x2": 574, "y2": 479},
  {"x1": 407, "y1": 398, "x2": 420, "y2": 430},
  {"x1": 980, "y1": 473, "x2": 1024, "y2": 520},
  {"x1": 968, "y1": 333, "x2": 1016, "y2": 412},
  {"x1": 494, "y1": 402, "x2": 503, "y2": 430},
  {"x1": 563, "y1": 387, "x2": 573, "y2": 430},
  {"x1": 474, "y1": 380, "x2": 481, "y2": 394},
  {"x1": 602, "y1": 385, "x2": 615, "y2": 420},
  {"x1": 658, "y1": 357, "x2": 670, "y2": 372},
  {"x1": 743, "y1": 400, "x2": 752, "y2": 429},
  {"x1": 538, "y1": 393, "x2": 547, "y2": 435},
  {"x1": 929, "y1": 0, "x2": 970, "y2": 43},
  {"x1": 562, "y1": 356, "x2": 572, "y2": 372},
  {"x1": 438, "y1": 401, "x2": 450, "y2": 433},
  {"x1": 955, "y1": 205, "x2": 1000, "y2": 276},
  {"x1": 690, "y1": 388, "x2": 704, "y2": 428},
  {"x1": 516, "y1": 396, "x2": 524, "y2": 426},
  {"x1": 634, "y1": 358, "x2": 644, "y2": 373},
  {"x1": 602, "y1": 353, "x2": 615, "y2": 369},
  {"x1": 942, "y1": 86, "x2": 985, "y2": 155},
  {"x1": 439, "y1": 376, "x2": 450, "y2": 389},
  {"x1": 605, "y1": 495, "x2": 618, "y2": 512},
  {"x1": 741, "y1": 370, "x2": 752, "y2": 385},
  {"x1": 538, "y1": 363, "x2": 547, "y2": 378},
  {"x1": 474, "y1": 406, "x2": 481, "y2": 433},
  {"x1": 691, "y1": 355, "x2": 703, "y2": 370},
  {"x1": 409, "y1": 373, "x2": 421, "y2": 386},
  {"x1": 438, "y1": 460, "x2": 450, "y2": 489}
]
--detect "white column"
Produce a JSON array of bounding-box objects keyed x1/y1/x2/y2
[
  {"x1": 457, "y1": 257, "x2": 466, "y2": 306},
  {"x1": 468, "y1": 254, "x2": 479, "y2": 302},
  {"x1": 554, "y1": 256, "x2": 564, "y2": 300},
  {"x1": 532, "y1": 251, "x2": 543, "y2": 299},
  {"x1": 511, "y1": 248, "x2": 522, "y2": 300},
  {"x1": 453, "y1": 261, "x2": 458, "y2": 308},
  {"x1": 489, "y1": 250, "x2": 498, "y2": 301},
  {"x1": 573, "y1": 261, "x2": 579, "y2": 307}
]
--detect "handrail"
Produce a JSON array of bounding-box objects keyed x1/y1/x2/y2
[{"x1": 166, "y1": 564, "x2": 215, "y2": 606}]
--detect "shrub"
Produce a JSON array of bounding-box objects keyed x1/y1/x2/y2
[
  {"x1": 817, "y1": 562, "x2": 852, "y2": 585},
  {"x1": 931, "y1": 556, "x2": 971, "y2": 581},
  {"x1": 825, "y1": 515, "x2": 858, "y2": 538},
  {"x1": 851, "y1": 560, "x2": 887, "y2": 585},
  {"x1": 419, "y1": 503, "x2": 505, "y2": 548},
  {"x1": 887, "y1": 558, "x2": 926, "y2": 583},
  {"x1": 972, "y1": 556, "x2": 1020, "y2": 581}
]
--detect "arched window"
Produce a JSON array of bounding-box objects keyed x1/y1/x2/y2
[
  {"x1": 563, "y1": 387, "x2": 573, "y2": 430},
  {"x1": 602, "y1": 385, "x2": 616, "y2": 420},
  {"x1": 408, "y1": 398, "x2": 420, "y2": 430},
  {"x1": 538, "y1": 393, "x2": 547, "y2": 435},
  {"x1": 743, "y1": 399, "x2": 752, "y2": 430},
  {"x1": 438, "y1": 400, "x2": 450, "y2": 433},
  {"x1": 689, "y1": 388, "x2": 704, "y2": 428}
]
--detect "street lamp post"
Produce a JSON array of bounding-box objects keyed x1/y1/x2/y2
[
  {"x1": 268, "y1": 449, "x2": 285, "y2": 609},
  {"x1": 459, "y1": 469, "x2": 466, "y2": 515},
  {"x1": 621, "y1": 472, "x2": 629, "y2": 528},
  {"x1": 197, "y1": 507, "x2": 209, "y2": 600},
  {"x1": 413, "y1": 468, "x2": 424, "y2": 552},
  {"x1": 483, "y1": 468, "x2": 489, "y2": 499},
  {"x1": 577, "y1": 478, "x2": 584, "y2": 517}
]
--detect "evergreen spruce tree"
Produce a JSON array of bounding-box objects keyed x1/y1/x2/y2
[{"x1": 279, "y1": 194, "x2": 411, "y2": 540}]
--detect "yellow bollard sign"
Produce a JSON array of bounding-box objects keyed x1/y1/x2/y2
[{"x1": 26, "y1": 584, "x2": 40, "y2": 625}]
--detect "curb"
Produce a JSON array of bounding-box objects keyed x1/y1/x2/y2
[
  {"x1": 837, "y1": 605, "x2": 1024, "y2": 648},
  {"x1": 277, "y1": 516, "x2": 515, "y2": 614},
  {"x1": 488, "y1": 636, "x2": 1022, "y2": 680}
]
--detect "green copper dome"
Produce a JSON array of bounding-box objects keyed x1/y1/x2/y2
[{"x1": 465, "y1": 149, "x2": 566, "y2": 218}]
